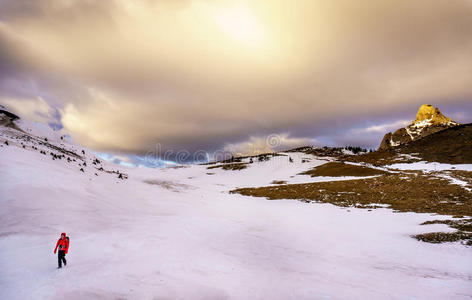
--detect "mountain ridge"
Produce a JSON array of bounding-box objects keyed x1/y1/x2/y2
[{"x1": 379, "y1": 104, "x2": 459, "y2": 150}]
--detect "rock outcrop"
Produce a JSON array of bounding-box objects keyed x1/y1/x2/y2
[
  {"x1": 0, "y1": 109, "x2": 21, "y2": 131},
  {"x1": 378, "y1": 104, "x2": 459, "y2": 150}
]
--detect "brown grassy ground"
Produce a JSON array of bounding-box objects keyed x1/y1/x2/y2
[
  {"x1": 231, "y1": 172, "x2": 472, "y2": 245},
  {"x1": 399, "y1": 123, "x2": 472, "y2": 164},
  {"x1": 414, "y1": 219, "x2": 472, "y2": 245},
  {"x1": 300, "y1": 162, "x2": 388, "y2": 177},
  {"x1": 414, "y1": 231, "x2": 472, "y2": 245},
  {"x1": 232, "y1": 173, "x2": 472, "y2": 215},
  {"x1": 344, "y1": 150, "x2": 419, "y2": 166},
  {"x1": 449, "y1": 170, "x2": 472, "y2": 185},
  {"x1": 207, "y1": 163, "x2": 248, "y2": 171}
]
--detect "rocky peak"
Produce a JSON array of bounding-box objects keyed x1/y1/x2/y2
[
  {"x1": 0, "y1": 108, "x2": 21, "y2": 130},
  {"x1": 411, "y1": 104, "x2": 455, "y2": 127},
  {"x1": 378, "y1": 105, "x2": 459, "y2": 151}
]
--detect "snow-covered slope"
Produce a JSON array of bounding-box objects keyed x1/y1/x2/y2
[{"x1": 1, "y1": 117, "x2": 471, "y2": 299}]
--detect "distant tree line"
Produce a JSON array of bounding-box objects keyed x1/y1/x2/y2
[{"x1": 343, "y1": 146, "x2": 368, "y2": 154}]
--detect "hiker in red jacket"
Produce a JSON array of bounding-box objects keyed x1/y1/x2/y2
[{"x1": 54, "y1": 232, "x2": 69, "y2": 268}]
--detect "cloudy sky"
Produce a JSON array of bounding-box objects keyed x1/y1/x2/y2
[{"x1": 1, "y1": 0, "x2": 471, "y2": 165}]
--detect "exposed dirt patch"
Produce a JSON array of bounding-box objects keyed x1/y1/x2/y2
[
  {"x1": 421, "y1": 219, "x2": 472, "y2": 232},
  {"x1": 271, "y1": 180, "x2": 287, "y2": 185},
  {"x1": 207, "y1": 163, "x2": 248, "y2": 171},
  {"x1": 289, "y1": 146, "x2": 367, "y2": 157},
  {"x1": 232, "y1": 172, "x2": 472, "y2": 246},
  {"x1": 232, "y1": 173, "x2": 472, "y2": 215},
  {"x1": 414, "y1": 232, "x2": 472, "y2": 245},
  {"x1": 448, "y1": 170, "x2": 472, "y2": 186},
  {"x1": 300, "y1": 162, "x2": 388, "y2": 177},
  {"x1": 143, "y1": 179, "x2": 192, "y2": 192},
  {"x1": 414, "y1": 218, "x2": 472, "y2": 245},
  {"x1": 345, "y1": 150, "x2": 421, "y2": 166}
]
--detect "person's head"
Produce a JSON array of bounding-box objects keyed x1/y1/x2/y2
[{"x1": 61, "y1": 232, "x2": 66, "y2": 238}]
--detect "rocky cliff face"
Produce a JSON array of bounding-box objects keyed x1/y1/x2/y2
[
  {"x1": 412, "y1": 104, "x2": 453, "y2": 125},
  {"x1": 378, "y1": 104, "x2": 459, "y2": 151},
  {"x1": 0, "y1": 109, "x2": 21, "y2": 131}
]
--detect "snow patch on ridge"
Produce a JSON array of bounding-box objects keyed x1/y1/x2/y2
[{"x1": 386, "y1": 161, "x2": 472, "y2": 172}]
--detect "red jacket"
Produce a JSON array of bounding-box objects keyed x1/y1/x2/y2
[{"x1": 54, "y1": 233, "x2": 69, "y2": 254}]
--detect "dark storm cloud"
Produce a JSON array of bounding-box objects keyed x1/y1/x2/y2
[{"x1": 0, "y1": 0, "x2": 471, "y2": 157}]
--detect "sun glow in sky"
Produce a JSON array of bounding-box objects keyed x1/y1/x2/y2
[
  {"x1": 213, "y1": 4, "x2": 265, "y2": 46},
  {"x1": 0, "y1": 0, "x2": 471, "y2": 160}
]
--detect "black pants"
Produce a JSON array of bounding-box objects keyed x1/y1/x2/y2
[{"x1": 58, "y1": 250, "x2": 67, "y2": 267}]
